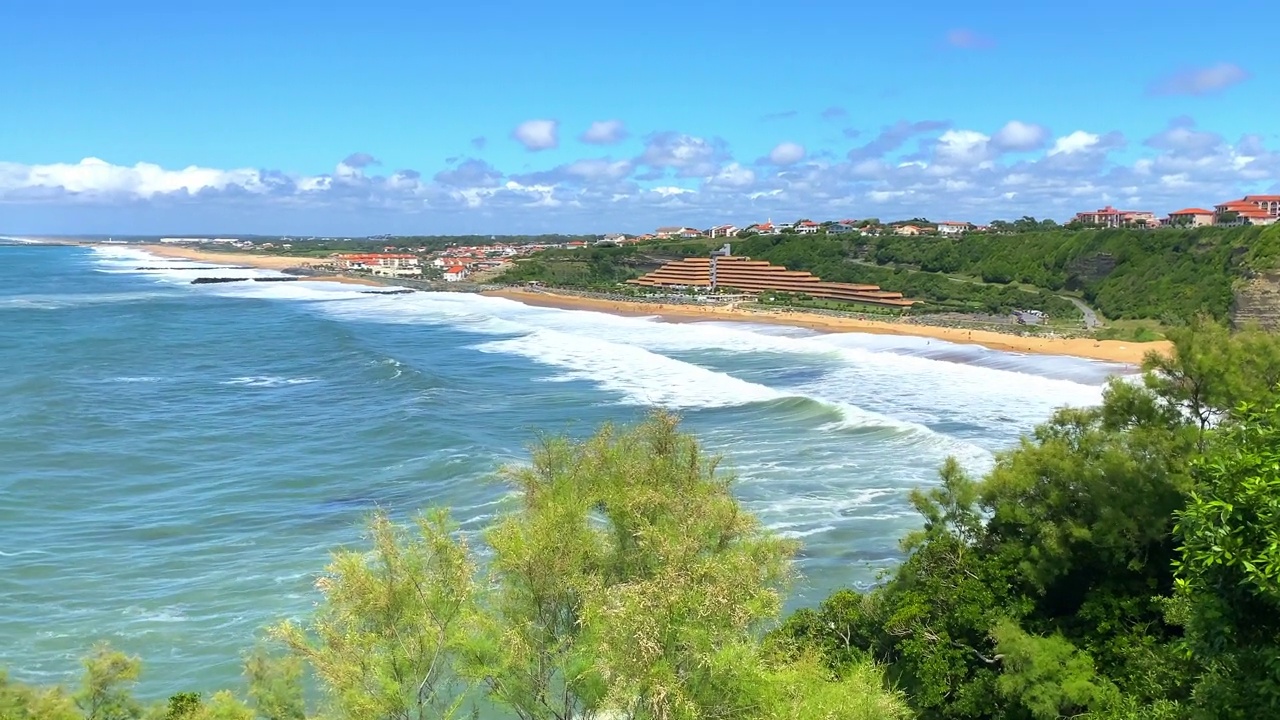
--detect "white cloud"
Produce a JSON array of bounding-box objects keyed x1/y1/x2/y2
[
  {"x1": 0, "y1": 157, "x2": 267, "y2": 197},
  {"x1": 638, "y1": 132, "x2": 730, "y2": 177},
  {"x1": 1048, "y1": 131, "x2": 1101, "y2": 156},
  {"x1": 563, "y1": 159, "x2": 631, "y2": 181},
  {"x1": 580, "y1": 120, "x2": 627, "y2": 145},
  {"x1": 992, "y1": 121, "x2": 1049, "y2": 152},
  {"x1": 1150, "y1": 63, "x2": 1250, "y2": 96},
  {"x1": 767, "y1": 142, "x2": 806, "y2": 165},
  {"x1": 4, "y1": 119, "x2": 1280, "y2": 233},
  {"x1": 512, "y1": 119, "x2": 559, "y2": 151},
  {"x1": 650, "y1": 186, "x2": 696, "y2": 197},
  {"x1": 935, "y1": 130, "x2": 991, "y2": 165},
  {"x1": 707, "y1": 162, "x2": 756, "y2": 189}
]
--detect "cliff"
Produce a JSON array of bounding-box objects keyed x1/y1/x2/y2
[{"x1": 1232, "y1": 271, "x2": 1280, "y2": 330}]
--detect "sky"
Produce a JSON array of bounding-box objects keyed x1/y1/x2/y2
[{"x1": 1, "y1": 0, "x2": 1276, "y2": 236}]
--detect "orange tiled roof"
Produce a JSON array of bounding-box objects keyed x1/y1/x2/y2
[{"x1": 1170, "y1": 208, "x2": 1214, "y2": 215}]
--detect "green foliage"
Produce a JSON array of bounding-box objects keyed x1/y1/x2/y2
[
  {"x1": 1174, "y1": 398, "x2": 1280, "y2": 718},
  {"x1": 75, "y1": 646, "x2": 144, "y2": 720},
  {"x1": 499, "y1": 226, "x2": 1280, "y2": 323},
  {"x1": 261, "y1": 411, "x2": 906, "y2": 720},
  {"x1": 990, "y1": 621, "x2": 1116, "y2": 719},
  {"x1": 731, "y1": 233, "x2": 1081, "y2": 318},
  {"x1": 778, "y1": 320, "x2": 1280, "y2": 719},
  {"x1": 497, "y1": 242, "x2": 714, "y2": 288},
  {"x1": 161, "y1": 693, "x2": 201, "y2": 719},
  {"x1": 274, "y1": 509, "x2": 475, "y2": 720},
  {"x1": 872, "y1": 225, "x2": 1280, "y2": 322}
]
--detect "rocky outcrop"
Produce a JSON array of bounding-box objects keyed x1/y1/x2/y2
[
  {"x1": 1065, "y1": 252, "x2": 1117, "y2": 288},
  {"x1": 1232, "y1": 271, "x2": 1280, "y2": 330}
]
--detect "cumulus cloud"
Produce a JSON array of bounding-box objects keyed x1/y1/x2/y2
[
  {"x1": 514, "y1": 157, "x2": 634, "y2": 186},
  {"x1": 945, "y1": 29, "x2": 994, "y2": 49},
  {"x1": 637, "y1": 132, "x2": 731, "y2": 178},
  {"x1": 580, "y1": 120, "x2": 627, "y2": 145},
  {"x1": 1047, "y1": 130, "x2": 1124, "y2": 156},
  {"x1": 706, "y1": 163, "x2": 756, "y2": 189},
  {"x1": 765, "y1": 142, "x2": 807, "y2": 166},
  {"x1": 1149, "y1": 62, "x2": 1250, "y2": 96},
  {"x1": 512, "y1": 119, "x2": 559, "y2": 151},
  {"x1": 935, "y1": 130, "x2": 992, "y2": 165},
  {"x1": 433, "y1": 158, "x2": 503, "y2": 187},
  {"x1": 0, "y1": 157, "x2": 269, "y2": 198},
  {"x1": 991, "y1": 121, "x2": 1050, "y2": 152},
  {"x1": 848, "y1": 120, "x2": 951, "y2": 161},
  {"x1": 5, "y1": 120, "x2": 1280, "y2": 233},
  {"x1": 340, "y1": 153, "x2": 380, "y2": 169},
  {"x1": 1143, "y1": 117, "x2": 1225, "y2": 158}
]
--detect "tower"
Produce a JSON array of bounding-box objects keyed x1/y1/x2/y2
[{"x1": 709, "y1": 243, "x2": 731, "y2": 292}]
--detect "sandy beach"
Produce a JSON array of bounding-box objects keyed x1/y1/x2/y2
[
  {"x1": 137, "y1": 244, "x2": 384, "y2": 286},
  {"x1": 128, "y1": 245, "x2": 1169, "y2": 363},
  {"x1": 484, "y1": 288, "x2": 1171, "y2": 365}
]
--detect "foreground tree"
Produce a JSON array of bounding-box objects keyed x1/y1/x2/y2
[
  {"x1": 278, "y1": 411, "x2": 909, "y2": 719},
  {"x1": 778, "y1": 320, "x2": 1280, "y2": 719},
  {"x1": 1174, "y1": 399, "x2": 1280, "y2": 718}
]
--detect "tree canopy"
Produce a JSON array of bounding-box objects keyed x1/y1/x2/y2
[{"x1": 775, "y1": 318, "x2": 1280, "y2": 719}]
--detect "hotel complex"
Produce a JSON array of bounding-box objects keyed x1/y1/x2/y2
[{"x1": 626, "y1": 244, "x2": 914, "y2": 308}]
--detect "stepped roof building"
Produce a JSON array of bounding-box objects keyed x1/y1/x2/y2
[{"x1": 626, "y1": 247, "x2": 915, "y2": 308}]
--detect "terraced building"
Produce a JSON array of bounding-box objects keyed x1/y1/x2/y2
[{"x1": 626, "y1": 246, "x2": 915, "y2": 308}]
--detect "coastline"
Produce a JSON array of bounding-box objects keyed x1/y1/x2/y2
[
  {"x1": 112, "y1": 244, "x2": 1168, "y2": 364},
  {"x1": 483, "y1": 288, "x2": 1171, "y2": 365},
  {"x1": 135, "y1": 244, "x2": 385, "y2": 286}
]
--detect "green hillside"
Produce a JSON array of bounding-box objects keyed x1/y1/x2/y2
[{"x1": 500, "y1": 225, "x2": 1280, "y2": 324}]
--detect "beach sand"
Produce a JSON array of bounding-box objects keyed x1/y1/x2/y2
[
  {"x1": 137, "y1": 244, "x2": 385, "y2": 286},
  {"x1": 483, "y1": 288, "x2": 1171, "y2": 365},
  {"x1": 130, "y1": 245, "x2": 1169, "y2": 363}
]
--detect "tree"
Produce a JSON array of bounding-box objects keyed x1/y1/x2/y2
[
  {"x1": 1174, "y1": 398, "x2": 1280, "y2": 718},
  {"x1": 776, "y1": 321, "x2": 1280, "y2": 719},
  {"x1": 75, "y1": 646, "x2": 144, "y2": 720},
  {"x1": 275, "y1": 412, "x2": 908, "y2": 720},
  {"x1": 274, "y1": 510, "x2": 476, "y2": 720}
]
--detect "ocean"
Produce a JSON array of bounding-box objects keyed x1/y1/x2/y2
[{"x1": 0, "y1": 242, "x2": 1125, "y2": 696}]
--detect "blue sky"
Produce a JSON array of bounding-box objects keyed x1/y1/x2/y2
[{"x1": 1, "y1": 0, "x2": 1276, "y2": 235}]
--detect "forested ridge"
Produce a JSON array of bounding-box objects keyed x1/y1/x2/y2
[
  {"x1": 500, "y1": 225, "x2": 1280, "y2": 323},
  {"x1": 4, "y1": 320, "x2": 1280, "y2": 719}
]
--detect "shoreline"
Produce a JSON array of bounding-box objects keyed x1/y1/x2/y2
[
  {"x1": 483, "y1": 289, "x2": 1170, "y2": 365},
  {"x1": 134, "y1": 244, "x2": 385, "y2": 286},
  {"x1": 110, "y1": 244, "x2": 1168, "y2": 364}
]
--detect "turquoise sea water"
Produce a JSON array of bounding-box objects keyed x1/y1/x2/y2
[{"x1": 0, "y1": 242, "x2": 1127, "y2": 696}]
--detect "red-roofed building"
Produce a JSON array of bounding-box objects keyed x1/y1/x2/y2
[
  {"x1": 1073, "y1": 206, "x2": 1156, "y2": 228},
  {"x1": 334, "y1": 253, "x2": 421, "y2": 276},
  {"x1": 937, "y1": 221, "x2": 973, "y2": 236},
  {"x1": 796, "y1": 220, "x2": 821, "y2": 235},
  {"x1": 1243, "y1": 195, "x2": 1280, "y2": 218},
  {"x1": 1217, "y1": 195, "x2": 1280, "y2": 220},
  {"x1": 442, "y1": 266, "x2": 469, "y2": 282},
  {"x1": 1214, "y1": 200, "x2": 1277, "y2": 227},
  {"x1": 1167, "y1": 208, "x2": 1216, "y2": 227}
]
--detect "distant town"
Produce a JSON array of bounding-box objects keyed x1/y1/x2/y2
[{"x1": 152, "y1": 193, "x2": 1280, "y2": 282}]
